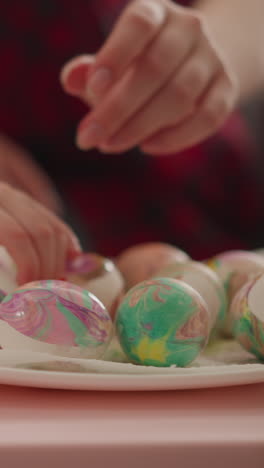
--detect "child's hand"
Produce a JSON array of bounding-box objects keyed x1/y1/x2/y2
[
  {"x1": 0, "y1": 183, "x2": 81, "y2": 285},
  {"x1": 61, "y1": 0, "x2": 238, "y2": 155}
]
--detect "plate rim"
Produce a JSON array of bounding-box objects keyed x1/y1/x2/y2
[{"x1": 0, "y1": 362, "x2": 264, "y2": 391}]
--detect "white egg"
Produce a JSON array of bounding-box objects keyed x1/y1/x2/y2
[{"x1": 66, "y1": 252, "x2": 124, "y2": 317}]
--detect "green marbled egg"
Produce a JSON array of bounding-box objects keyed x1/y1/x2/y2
[
  {"x1": 230, "y1": 273, "x2": 264, "y2": 361},
  {"x1": 115, "y1": 277, "x2": 210, "y2": 367}
]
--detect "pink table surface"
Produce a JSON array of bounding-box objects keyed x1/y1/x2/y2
[{"x1": 0, "y1": 383, "x2": 264, "y2": 468}]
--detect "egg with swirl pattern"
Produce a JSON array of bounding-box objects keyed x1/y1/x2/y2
[
  {"x1": 0, "y1": 280, "x2": 113, "y2": 358},
  {"x1": 116, "y1": 278, "x2": 210, "y2": 367}
]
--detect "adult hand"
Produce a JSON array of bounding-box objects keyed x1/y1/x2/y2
[
  {"x1": 0, "y1": 135, "x2": 63, "y2": 213},
  {"x1": 61, "y1": 0, "x2": 239, "y2": 155}
]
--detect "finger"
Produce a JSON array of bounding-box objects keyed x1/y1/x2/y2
[
  {"x1": 0, "y1": 210, "x2": 39, "y2": 285},
  {"x1": 0, "y1": 163, "x2": 20, "y2": 188},
  {"x1": 22, "y1": 199, "x2": 82, "y2": 279},
  {"x1": 40, "y1": 217, "x2": 81, "y2": 279},
  {"x1": 60, "y1": 54, "x2": 95, "y2": 101},
  {"x1": 85, "y1": 0, "x2": 168, "y2": 99},
  {"x1": 76, "y1": 18, "x2": 198, "y2": 150},
  {"x1": 30, "y1": 201, "x2": 82, "y2": 276},
  {"x1": 53, "y1": 230, "x2": 70, "y2": 279},
  {"x1": 0, "y1": 186, "x2": 81, "y2": 280},
  {"x1": 0, "y1": 187, "x2": 57, "y2": 280},
  {"x1": 141, "y1": 74, "x2": 237, "y2": 154},
  {"x1": 99, "y1": 38, "x2": 220, "y2": 152},
  {"x1": 33, "y1": 198, "x2": 82, "y2": 257},
  {"x1": 0, "y1": 190, "x2": 40, "y2": 284}
]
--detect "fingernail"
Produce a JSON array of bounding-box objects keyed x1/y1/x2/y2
[
  {"x1": 60, "y1": 55, "x2": 95, "y2": 91},
  {"x1": 76, "y1": 121, "x2": 103, "y2": 150},
  {"x1": 63, "y1": 64, "x2": 90, "y2": 96},
  {"x1": 86, "y1": 67, "x2": 112, "y2": 97},
  {"x1": 138, "y1": 0, "x2": 166, "y2": 24}
]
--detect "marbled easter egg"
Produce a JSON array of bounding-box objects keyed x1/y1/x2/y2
[
  {"x1": 230, "y1": 274, "x2": 264, "y2": 361},
  {"x1": 155, "y1": 261, "x2": 227, "y2": 330},
  {"x1": 66, "y1": 253, "x2": 124, "y2": 317},
  {"x1": 205, "y1": 250, "x2": 264, "y2": 304},
  {"x1": 205, "y1": 251, "x2": 264, "y2": 336},
  {"x1": 116, "y1": 278, "x2": 210, "y2": 367},
  {"x1": 0, "y1": 280, "x2": 113, "y2": 359},
  {"x1": 0, "y1": 246, "x2": 17, "y2": 295},
  {"x1": 116, "y1": 242, "x2": 189, "y2": 290}
]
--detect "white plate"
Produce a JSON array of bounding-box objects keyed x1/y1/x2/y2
[{"x1": 0, "y1": 341, "x2": 263, "y2": 391}]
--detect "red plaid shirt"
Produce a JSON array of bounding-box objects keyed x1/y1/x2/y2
[{"x1": 1, "y1": 0, "x2": 264, "y2": 258}]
